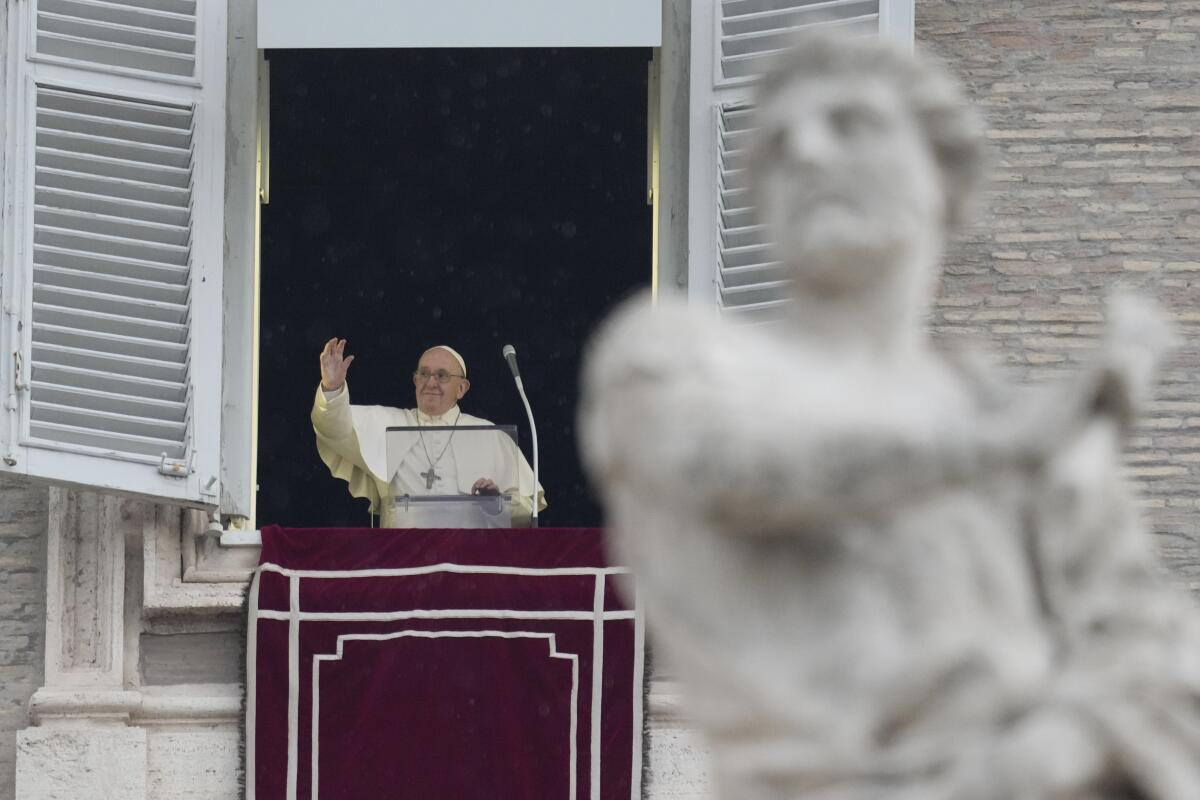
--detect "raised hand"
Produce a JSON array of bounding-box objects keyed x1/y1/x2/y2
[{"x1": 320, "y1": 338, "x2": 355, "y2": 391}]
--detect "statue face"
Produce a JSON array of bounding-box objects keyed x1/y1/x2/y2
[
  {"x1": 752, "y1": 74, "x2": 944, "y2": 293},
  {"x1": 414, "y1": 347, "x2": 469, "y2": 417}
]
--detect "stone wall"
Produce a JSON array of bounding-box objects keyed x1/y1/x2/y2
[
  {"x1": 0, "y1": 479, "x2": 47, "y2": 800},
  {"x1": 0, "y1": 4, "x2": 47, "y2": 796},
  {"x1": 920, "y1": 0, "x2": 1200, "y2": 589}
]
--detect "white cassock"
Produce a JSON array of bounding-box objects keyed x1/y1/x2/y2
[{"x1": 312, "y1": 382, "x2": 546, "y2": 527}]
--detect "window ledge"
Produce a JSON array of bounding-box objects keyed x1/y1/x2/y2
[{"x1": 219, "y1": 529, "x2": 262, "y2": 547}]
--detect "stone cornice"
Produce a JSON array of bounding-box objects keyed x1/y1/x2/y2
[{"x1": 29, "y1": 686, "x2": 242, "y2": 726}]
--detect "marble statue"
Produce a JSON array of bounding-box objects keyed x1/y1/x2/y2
[{"x1": 580, "y1": 33, "x2": 1200, "y2": 800}]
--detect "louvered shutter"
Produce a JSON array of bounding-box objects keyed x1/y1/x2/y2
[
  {"x1": 686, "y1": 0, "x2": 914, "y2": 321},
  {"x1": 0, "y1": 0, "x2": 226, "y2": 504},
  {"x1": 35, "y1": 0, "x2": 198, "y2": 78},
  {"x1": 715, "y1": 103, "x2": 790, "y2": 321},
  {"x1": 718, "y1": 0, "x2": 880, "y2": 84}
]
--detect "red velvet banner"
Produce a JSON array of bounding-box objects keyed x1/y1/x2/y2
[{"x1": 247, "y1": 526, "x2": 644, "y2": 800}]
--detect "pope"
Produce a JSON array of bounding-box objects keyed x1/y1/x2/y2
[{"x1": 311, "y1": 338, "x2": 545, "y2": 526}]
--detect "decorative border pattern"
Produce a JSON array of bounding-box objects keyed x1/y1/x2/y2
[
  {"x1": 311, "y1": 631, "x2": 580, "y2": 800},
  {"x1": 247, "y1": 562, "x2": 644, "y2": 800}
]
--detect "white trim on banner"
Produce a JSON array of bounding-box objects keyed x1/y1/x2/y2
[
  {"x1": 258, "y1": 562, "x2": 630, "y2": 579},
  {"x1": 287, "y1": 576, "x2": 300, "y2": 800},
  {"x1": 311, "y1": 631, "x2": 580, "y2": 800},
  {"x1": 631, "y1": 590, "x2": 645, "y2": 800},
  {"x1": 256, "y1": 608, "x2": 635, "y2": 622},
  {"x1": 246, "y1": 572, "x2": 261, "y2": 800},
  {"x1": 590, "y1": 575, "x2": 605, "y2": 800}
]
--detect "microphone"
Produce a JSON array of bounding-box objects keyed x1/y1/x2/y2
[
  {"x1": 502, "y1": 344, "x2": 521, "y2": 381},
  {"x1": 502, "y1": 344, "x2": 539, "y2": 527}
]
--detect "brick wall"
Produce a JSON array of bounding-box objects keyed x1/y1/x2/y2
[
  {"x1": 919, "y1": 0, "x2": 1200, "y2": 589},
  {"x1": 0, "y1": 478, "x2": 47, "y2": 800},
  {"x1": 0, "y1": 5, "x2": 46, "y2": 798}
]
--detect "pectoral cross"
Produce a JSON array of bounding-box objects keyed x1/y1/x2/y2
[{"x1": 420, "y1": 467, "x2": 439, "y2": 490}]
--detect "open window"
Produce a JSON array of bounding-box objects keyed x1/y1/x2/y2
[
  {"x1": 1, "y1": 0, "x2": 662, "y2": 523},
  {"x1": 0, "y1": 0, "x2": 913, "y2": 527},
  {"x1": 252, "y1": 46, "x2": 657, "y2": 529},
  {"x1": 244, "y1": 0, "x2": 665, "y2": 529}
]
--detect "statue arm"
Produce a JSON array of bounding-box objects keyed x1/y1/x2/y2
[
  {"x1": 1011, "y1": 293, "x2": 1175, "y2": 463},
  {"x1": 582, "y1": 294, "x2": 1172, "y2": 531},
  {"x1": 580, "y1": 299, "x2": 984, "y2": 529}
]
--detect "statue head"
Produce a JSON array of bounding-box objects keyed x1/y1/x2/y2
[{"x1": 747, "y1": 34, "x2": 984, "y2": 299}]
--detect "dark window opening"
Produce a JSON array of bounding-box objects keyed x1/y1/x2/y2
[{"x1": 257, "y1": 48, "x2": 652, "y2": 528}]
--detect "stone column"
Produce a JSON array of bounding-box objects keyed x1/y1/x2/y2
[{"x1": 16, "y1": 489, "x2": 147, "y2": 800}]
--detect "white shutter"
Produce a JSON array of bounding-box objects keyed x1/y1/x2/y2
[
  {"x1": 35, "y1": 0, "x2": 198, "y2": 79},
  {"x1": 715, "y1": 103, "x2": 790, "y2": 322},
  {"x1": 686, "y1": 0, "x2": 914, "y2": 320},
  {"x1": 30, "y1": 86, "x2": 193, "y2": 457},
  {"x1": 718, "y1": 0, "x2": 879, "y2": 85},
  {"x1": 0, "y1": 0, "x2": 226, "y2": 505}
]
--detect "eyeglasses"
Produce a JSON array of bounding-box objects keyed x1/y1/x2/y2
[{"x1": 413, "y1": 368, "x2": 465, "y2": 384}]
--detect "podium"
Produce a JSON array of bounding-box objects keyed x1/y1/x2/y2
[
  {"x1": 387, "y1": 493, "x2": 513, "y2": 528},
  {"x1": 384, "y1": 424, "x2": 521, "y2": 528}
]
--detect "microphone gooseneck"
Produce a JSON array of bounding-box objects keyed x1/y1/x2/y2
[{"x1": 502, "y1": 345, "x2": 539, "y2": 527}]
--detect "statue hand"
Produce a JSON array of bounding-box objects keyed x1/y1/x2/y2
[{"x1": 320, "y1": 338, "x2": 355, "y2": 391}]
